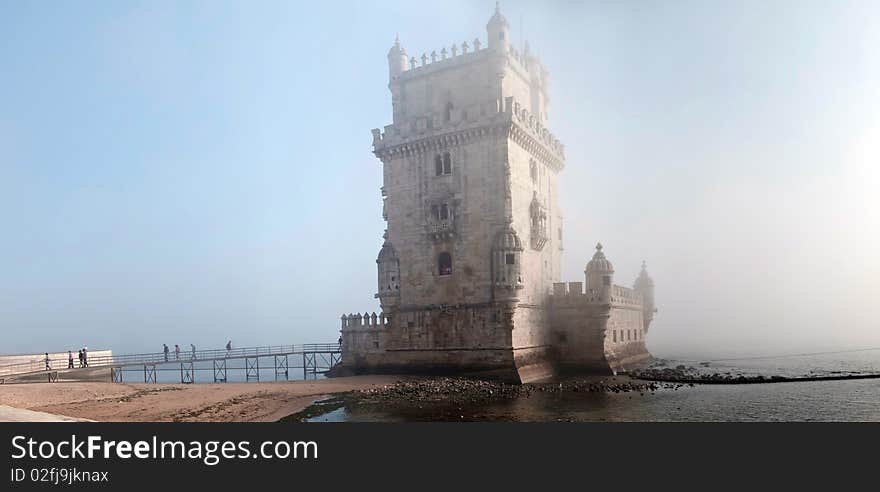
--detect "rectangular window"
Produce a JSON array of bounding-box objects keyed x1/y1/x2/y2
[
  {"x1": 440, "y1": 204, "x2": 449, "y2": 220},
  {"x1": 613, "y1": 331, "x2": 617, "y2": 343},
  {"x1": 505, "y1": 253, "x2": 515, "y2": 265}
]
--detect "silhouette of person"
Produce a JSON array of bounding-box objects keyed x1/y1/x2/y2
[
  {"x1": 68, "y1": 351, "x2": 74, "y2": 369},
  {"x1": 44, "y1": 353, "x2": 50, "y2": 371},
  {"x1": 190, "y1": 343, "x2": 196, "y2": 360},
  {"x1": 225, "y1": 340, "x2": 232, "y2": 357},
  {"x1": 163, "y1": 344, "x2": 169, "y2": 362},
  {"x1": 174, "y1": 344, "x2": 180, "y2": 360}
]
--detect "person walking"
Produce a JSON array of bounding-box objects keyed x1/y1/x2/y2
[
  {"x1": 174, "y1": 344, "x2": 180, "y2": 361},
  {"x1": 190, "y1": 343, "x2": 196, "y2": 360},
  {"x1": 44, "y1": 353, "x2": 51, "y2": 371},
  {"x1": 68, "y1": 351, "x2": 74, "y2": 369},
  {"x1": 163, "y1": 344, "x2": 169, "y2": 362},
  {"x1": 82, "y1": 346, "x2": 88, "y2": 367},
  {"x1": 78, "y1": 349, "x2": 84, "y2": 368},
  {"x1": 225, "y1": 340, "x2": 232, "y2": 357}
]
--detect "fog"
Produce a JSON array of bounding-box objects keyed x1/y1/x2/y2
[{"x1": 1, "y1": 1, "x2": 878, "y2": 357}]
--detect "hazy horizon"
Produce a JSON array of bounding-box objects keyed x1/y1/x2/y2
[{"x1": 2, "y1": 0, "x2": 878, "y2": 359}]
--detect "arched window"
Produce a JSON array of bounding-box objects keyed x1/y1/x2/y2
[
  {"x1": 438, "y1": 252, "x2": 452, "y2": 276},
  {"x1": 445, "y1": 102, "x2": 453, "y2": 122},
  {"x1": 442, "y1": 152, "x2": 452, "y2": 175},
  {"x1": 435, "y1": 154, "x2": 443, "y2": 176}
]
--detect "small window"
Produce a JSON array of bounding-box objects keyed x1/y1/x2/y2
[
  {"x1": 435, "y1": 154, "x2": 443, "y2": 176},
  {"x1": 613, "y1": 330, "x2": 617, "y2": 343},
  {"x1": 440, "y1": 203, "x2": 449, "y2": 220},
  {"x1": 445, "y1": 102, "x2": 453, "y2": 122},
  {"x1": 603, "y1": 275, "x2": 611, "y2": 286},
  {"x1": 431, "y1": 204, "x2": 440, "y2": 220},
  {"x1": 438, "y1": 252, "x2": 452, "y2": 276},
  {"x1": 442, "y1": 152, "x2": 452, "y2": 175},
  {"x1": 505, "y1": 253, "x2": 515, "y2": 265}
]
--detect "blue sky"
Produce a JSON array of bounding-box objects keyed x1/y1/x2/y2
[{"x1": 2, "y1": 1, "x2": 879, "y2": 357}]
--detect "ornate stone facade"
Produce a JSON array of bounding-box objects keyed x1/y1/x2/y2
[{"x1": 339, "y1": 5, "x2": 657, "y2": 382}]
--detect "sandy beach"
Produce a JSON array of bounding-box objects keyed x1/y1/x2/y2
[{"x1": 0, "y1": 376, "x2": 402, "y2": 422}]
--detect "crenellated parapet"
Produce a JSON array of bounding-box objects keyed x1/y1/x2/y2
[
  {"x1": 370, "y1": 96, "x2": 564, "y2": 170},
  {"x1": 341, "y1": 312, "x2": 389, "y2": 331}
]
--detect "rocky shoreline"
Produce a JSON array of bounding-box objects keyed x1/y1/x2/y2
[
  {"x1": 631, "y1": 363, "x2": 880, "y2": 384},
  {"x1": 356, "y1": 377, "x2": 690, "y2": 405}
]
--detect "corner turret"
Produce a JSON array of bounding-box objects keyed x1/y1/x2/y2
[
  {"x1": 486, "y1": 2, "x2": 509, "y2": 53},
  {"x1": 375, "y1": 238, "x2": 400, "y2": 310},
  {"x1": 387, "y1": 34, "x2": 409, "y2": 81},
  {"x1": 491, "y1": 223, "x2": 524, "y2": 301},
  {"x1": 585, "y1": 243, "x2": 614, "y2": 304},
  {"x1": 633, "y1": 261, "x2": 656, "y2": 331}
]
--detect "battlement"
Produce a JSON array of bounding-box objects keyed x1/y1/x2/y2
[
  {"x1": 341, "y1": 312, "x2": 389, "y2": 331},
  {"x1": 549, "y1": 282, "x2": 644, "y2": 308},
  {"x1": 371, "y1": 95, "x2": 565, "y2": 167},
  {"x1": 396, "y1": 38, "x2": 489, "y2": 80}
]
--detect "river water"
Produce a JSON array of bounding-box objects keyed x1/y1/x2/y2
[{"x1": 304, "y1": 350, "x2": 880, "y2": 422}]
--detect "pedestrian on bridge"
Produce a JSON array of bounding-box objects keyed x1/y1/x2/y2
[
  {"x1": 225, "y1": 340, "x2": 232, "y2": 357},
  {"x1": 44, "y1": 353, "x2": 50, "y2": 371},
  {"x1": 163, "y1": 344, "x2": 169, "y2": 362},
  {"x1": 190, "y1": 343, "x2": 196, "y2": 360},
  {"x1": 82, "y1": 347, "x2": 88, "y2": 367},
  {"x1": 174, "y1": 344, "x2": 180, "y2": 360},
  {"x1": 68, "y1": 351, "x2": 74, "y2": 369},
  {"x1": 78, "y1": 349, "x2": 84, "y2": 368}
]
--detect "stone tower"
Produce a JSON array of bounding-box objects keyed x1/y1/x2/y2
[{"x1": 341, "y1": 4, "x2": 654, "y2": 382}]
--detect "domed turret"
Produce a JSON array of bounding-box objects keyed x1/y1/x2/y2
[
  {"x1": 633, "y1": 261, "x2": 656, "y2": 330},
  {"x1": 491, "y1": 223, "x2": 524, "y2": 299},
  {"x1": 486, "y1": 2, "x2": 509, "y2": 53},
  {"x1": 375, "y1": 240, "x2": 400, "y2": 309},
  {"x1": 585, "y1": 242, "x2": 614, "y2": 303}
]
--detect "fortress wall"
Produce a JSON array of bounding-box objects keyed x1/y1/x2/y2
[
  {"x1": 507, "y1": 137, "x2": 561, "y2": 306},
  {"x1": 342, "y1": 304, "x2": 513, "y2": 374},
  {"x1": 383, "y1": 135, "x2": 506, "y2": 308},
  {"x1": 548, "y1": 303, "x2": 612, "y2": 373},
  {"x1": 603, "y1": 306, "x2": 651, "y2": 372}
]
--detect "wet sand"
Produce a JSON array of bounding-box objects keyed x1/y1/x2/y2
[{"x1": 0, "y1": 376, "x2": 403, "y2": 422}]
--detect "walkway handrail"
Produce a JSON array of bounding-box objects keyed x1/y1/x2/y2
[{"x1": 0, "y1": 343, "x2": 341, "y2": 377}]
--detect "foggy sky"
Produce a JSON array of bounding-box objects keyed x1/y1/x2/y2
[{"x1": 1, "y1": 0, "x2": 878, "y2": 357}]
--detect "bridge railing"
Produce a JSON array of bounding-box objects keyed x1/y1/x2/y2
[{"x1": 0, "y1": 343, "x2": 340, "y2": 377}]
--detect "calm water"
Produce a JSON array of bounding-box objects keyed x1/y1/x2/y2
[{"x1": 305, "y1": 351, "x2": 880, "y2": 422}]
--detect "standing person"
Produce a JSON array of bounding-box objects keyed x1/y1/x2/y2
[
  {"x1": 190, "y1": 343, "x2": 196, "y2": 360},
  {"x1": 44, "y1": 353, "x2": 51, "y2": 371},
  {"x1": 225, "y1": 340, "x2": 232, "y2": 357},
  {"x1": 163, "y1": 344, "x2": 169, "y2": 362},
  {"x1": 68, "y1": 351, "x2": 74, "y2": 369},
  {"x1": 82, "y1": 347, "x2": 88, "y2": 367},
  {"x1": 174, "y1": 344, "x2": 180, "y2": 360},
  {"x1": 78, "y1": 349, "x2": 84, "y2": 368}
]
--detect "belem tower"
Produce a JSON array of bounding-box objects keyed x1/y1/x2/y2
[{"x1": 339, "y1": 4, "x2": 657, "y2": 383}]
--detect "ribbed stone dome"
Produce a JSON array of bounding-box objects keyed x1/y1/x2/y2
[
  {"x1": 493, "y1": 225, "x2": 523, "y2": 251},
  {"x1": 376, "y1": 241, "x2": 398, "y2": 263},
  {"x1": 585, "y1": 242, "x2": 614, "y2": 273}
]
